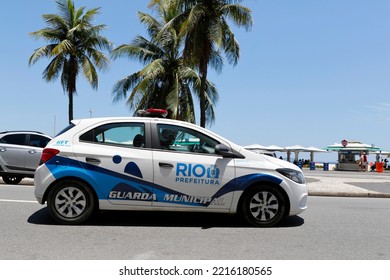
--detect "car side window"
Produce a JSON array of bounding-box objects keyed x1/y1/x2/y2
[
  {"x1": 156, "y1": 124, "x2": 219, "y2": 154},
  {"x1": 0, "y1": 134, "x2": 26, "y2": 145},
  {"x1": 29, "y1": 134, "x2": 51, "y2": 148},
  {"x1": 80, "y1": 123, "x2": 145, "y2": 148}
]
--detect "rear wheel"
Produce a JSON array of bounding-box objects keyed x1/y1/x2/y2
[
  {"x1": 47, "y1": 180, "x2": 95, "y2": 225},
  {"x1": 241, "y1": 185, "x2": 286, "y2": 227},
  {"x1": 2, "y1": 175, "x2": 23, "y2": 185}
]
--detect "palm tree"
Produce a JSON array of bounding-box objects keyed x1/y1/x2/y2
[
  {"x1": 29, "y1": 0, "x2": 111, "y2": 123},
  {"x1": 112, "y1": 0, "x2": 218, "y2": 124},
  {"x1": 168, "y1": 0, "x2": 253, "y2": 127}
]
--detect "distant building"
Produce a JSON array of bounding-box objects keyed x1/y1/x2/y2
[{"x1": 325, "y1": 140, "x2": 381, "y2": 171}]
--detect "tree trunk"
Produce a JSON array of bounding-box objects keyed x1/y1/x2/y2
[
  {"x1": 199, "y1": 61, "x2": 208, "y2": 128},
  {"x1": 68, "y1": 90, "x2": 73, "y2": 124},
  {"x1": 67, "y1": 56, "x2": 77, "y2": 124}
]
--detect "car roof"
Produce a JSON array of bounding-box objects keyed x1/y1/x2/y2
[
  {"x1": 69, "y1": 117, "x2": 242, "y2": 151},
  {"x1": 0, "y1": 130, "x2": 47, "y2": 135},
  {"x1": 71, "y1": 117, "x2": 206, "y2": 131},
  {"x1": 0, "y1": 130, "x2": 44, "y2": 133}
]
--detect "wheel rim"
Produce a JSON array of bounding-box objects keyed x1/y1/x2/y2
[
  {"x1": 249, "y1": 191, "x2": 279, "y2": 222},
  {"x1": 9, "y1": 177, "x2": 17, "y2": 182},
  {"x1": 5, "y1": 176, "x2": 21, "y2": 183},
  {"x1": 55, "y1": 187, "x2": 87, "y2": 219}
]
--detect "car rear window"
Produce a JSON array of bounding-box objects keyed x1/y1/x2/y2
[
  {"x1": 55, "y1": 124, "x2": 75, "y2": 137},
  {"x1": 29, "y1": 134, "x2": 51, "y2": 148}
]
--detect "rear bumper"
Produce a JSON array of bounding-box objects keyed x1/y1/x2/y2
[{"x1": 34, "y1": 165, "x2": 56, "y2": 204}]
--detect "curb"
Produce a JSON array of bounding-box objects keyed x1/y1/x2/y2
[{"x1": 309, "y1": 191, "x2": 390, "y2": 198}]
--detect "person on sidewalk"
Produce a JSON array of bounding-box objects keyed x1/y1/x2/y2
[
  {"x1": 359, "y1": 152, "x2": 368, "y2": 172},
  {"x1": 359, "y1": 152, "x2": 367, "y2": 172}
]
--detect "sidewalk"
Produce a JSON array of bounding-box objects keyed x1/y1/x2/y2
[{"x1": 304, "y1": 169, "x2": 390, "y2": 198}]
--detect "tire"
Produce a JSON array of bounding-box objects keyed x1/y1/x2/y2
[
  {"x1": 47, "y1": 180, "x2": 95, "y2": 225},
  {"x1": 241, "y1": 185, "x2": 286, "y2": 227},
  {"x1": 2, "y1": 176, "x2": 23, "y2": 185}
]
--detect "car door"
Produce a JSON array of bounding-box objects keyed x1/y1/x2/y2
[
  {"x1": 75, "y1": 121, "x2": 154, "y2": 207},
  {"x1": 151, "y1": 123, "x2": 236, "y2": 210},
  {"x1": 0, "y1": 133, "x2": 27, "y2": 172},
  {"x1": 24, "y1": 134, "x2": 51, "y2": 172}
]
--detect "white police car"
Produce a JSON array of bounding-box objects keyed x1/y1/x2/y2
[{"x1": 34, "y1": 110, "x2": 307, "y2": 226}]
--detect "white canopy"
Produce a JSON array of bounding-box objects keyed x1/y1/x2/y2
[
  {"x1": 244, "y1": 144, "x2": 327, "y2": 162},
  {"x1": 265, "y1": 145, "x2": 285, "y2": 151},
  {"x1": 306, "y1": 146, "x2": 328, "y2": 153},
  {"x1": 325, "y1": 141, "x2": 381, "y2": 152},
  {"x1": 284, "y1": 145, "x2": 306, "y2": 162},
  {"x1": 244, "y1": 144, "x2": 285, "y2": 152},
  {"x1": 244, "y1": 144, "x2": 267, "y2": 150},
  {"x1": 284, "y1": 145, "x2": 305, "y2": 150}
]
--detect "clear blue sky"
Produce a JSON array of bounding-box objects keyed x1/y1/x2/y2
[{"x1": 1, "y1": 0, "x2": 390, "y2": 162}]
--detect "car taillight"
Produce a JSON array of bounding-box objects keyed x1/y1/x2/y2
[{"x1": 39, "y1": 148, "x2": 60, "y2": 165}]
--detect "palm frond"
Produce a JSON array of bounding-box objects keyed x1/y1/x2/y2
[
  {"x1": 111, "y1": 37, "x2": 159, "y2": 64},
  {"x1": 42, "y1": 55, "x2": 65, "y2": 81},
  {"x1": 80, "y1": 55, "x2": 98, "y2": 89},
  {"x1": 222, "y1": 4, "x2": 253, "y2": 31},
  {"x1": 28, "y1": 44, "x2": 56, "y2": 65},
  {"x1": 112, "y1": 73, "x2": 141, "y2": 102}
]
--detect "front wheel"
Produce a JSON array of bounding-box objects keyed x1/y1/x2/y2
[
  {"x1": 2, "y1": 175, "x2": 23, "y2": 185},
  {"x1": 47, "y1": 180, "x2": 95, "y2": 225},
  {"x1": 241, "y1": 185, "x2": 286, "y2": 227}
]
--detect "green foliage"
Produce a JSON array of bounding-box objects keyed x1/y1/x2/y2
[
  {"x1": 112, "y1": 0, "x2": 218, "y2": 124},
  {"x1": 170, "y1": 0, "x2": 253, "y2": 127},
  {"x1": 29, "y1": 0, "x2": 252, "y2": 127},
  {"x1": 29, "y1": 0, "x2": 111, "y2": 123}
]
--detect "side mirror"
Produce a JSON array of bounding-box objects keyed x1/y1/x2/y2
[{"x1": 215, "y1": 144, "x2": 245, "y2": 158}]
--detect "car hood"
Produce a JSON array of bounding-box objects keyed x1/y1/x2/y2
[{"x1": 236, "y1": 147, "x2": 302, "y2": 172}]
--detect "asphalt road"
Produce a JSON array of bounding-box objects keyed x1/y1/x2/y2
[{"x1": 0, "y1": 183, "x2": 389, "y2": 260}]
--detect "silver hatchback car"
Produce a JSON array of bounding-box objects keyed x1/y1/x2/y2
[{"x1": 0, "y1": 131, "x2": 52, "y2": 184}]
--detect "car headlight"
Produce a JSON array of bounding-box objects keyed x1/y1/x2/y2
[{"x1": 276, "y1": 168, "x2": 305, "y2": 184}]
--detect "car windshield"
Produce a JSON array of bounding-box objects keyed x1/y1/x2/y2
[{"x1": 157, "y1": 124, "x2": 219, "y2": 154}]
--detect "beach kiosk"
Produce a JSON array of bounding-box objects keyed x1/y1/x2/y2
[{"x1": 325, "y1": 140, "x2": 381, "y2": 171}]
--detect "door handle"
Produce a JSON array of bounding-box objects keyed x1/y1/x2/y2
[
  {"x1": 0, "y1": 147, "x2": 6, "y2": 152},
  {"x1": 86, "y1": 157, "x2": 101, "y2": 164},
  {"x1": 159, "y1": 162, "x2": 174, "y2": 168},
  {"x1": 28, "y1": 150, "x2": 37, "y2": 154}
]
